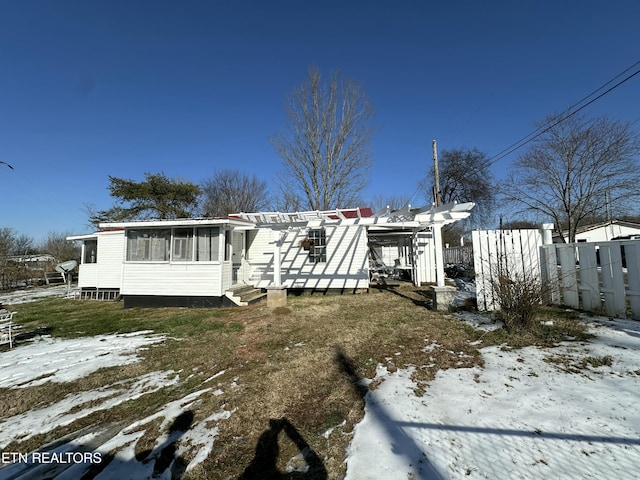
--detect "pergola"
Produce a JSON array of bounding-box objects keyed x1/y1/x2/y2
[{"x1": 234, "y1": 201, "x2": 475, "y2": 288}]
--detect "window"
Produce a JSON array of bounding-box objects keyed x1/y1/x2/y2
[
  {"x1": 125, "y1": 227, "x2": 220, "y2": 262},
  {"x1": 224, "y1": 230, "x2": 232, "y2": 261},
  {"x1": 308, "y1": 229, "x2": 327, "y2": 263},
  {"x1": 83, "y1": 240, "x2": 97, "y2": 264},
  {"x1": 196, "y1": 227, "x2": 220, "y2": 261},
  {"x1": 126, "y1": 229, "x2": 170, "y2": 261},
  {"x1": 172, "y1": 228, "x2": 194, "y2": 261}
]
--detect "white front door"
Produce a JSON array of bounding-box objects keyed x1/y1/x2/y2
[{"x1": 231, "y1": 231, "x2": 244, "y2": 284}]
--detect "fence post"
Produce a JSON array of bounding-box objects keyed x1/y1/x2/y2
[
  {"x1": 541, "y1": 223, "x2": 554, "y2": 245},
  {"x1": 623, "y1": 241, "x2": 640, "y2": 319},
  {"x1": 576, "y1": 243, "x2": 600, "y2": 313},
  {"x1": 540, "y1": 245, "x2": 560, "y2": 304},
  {"x1": 599, "y1": 243, "x2": 626, "y2": 318}
]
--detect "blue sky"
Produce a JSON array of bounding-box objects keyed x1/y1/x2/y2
[{"x1": 1, "y1": 1, "x2": 639, "y2": 242}]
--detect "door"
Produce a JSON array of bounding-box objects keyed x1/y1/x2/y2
[{"x1": 231, "y1": 231, "x2": 244, "y2": 284}]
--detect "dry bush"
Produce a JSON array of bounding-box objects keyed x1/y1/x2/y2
[{"x1": 490, "y1": 269, "x2": 549, "y2": 332}]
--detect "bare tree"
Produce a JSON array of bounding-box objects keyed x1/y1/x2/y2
[
  {"x1": 0, "y1": 228, "x2": 16, "y2": 258},
  {"x1": 38, "y1": 231, "x2": 80, "y2": 263},
  {"x1": 273, "y1": 190, "x2": 303, "y2": 213},
  {"x1": 422, "y1": 148, "x2": 495, "y2": 225},
  {"x1": 200, "y1": 169, "x2": 270, "y2": 216},
  {"x1": 0, "y1": 228, "x2": 34, "y2": 256},
  {"x1": 369, "y1": 194, "x2": 411, "y2": 214},
  {"x1": 13, "y1": 234, "x2": 35, "y2": 255},
  {"x1": 501, "y1": 114, "x2": 640, "y2": 242},
  {"x1": 271, "y1": 66, "x2": 375, "y2": 210}
]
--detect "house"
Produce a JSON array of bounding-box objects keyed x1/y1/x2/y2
[
  {"x1": 68, "y1": 202, "x2": 474, "y2": 308},
  {"x1": 557, "y1": 220, "x2": 640, "y2": 243},
  {"x1": 4, "y1": 254, "x2": 57, "y2": 270}
]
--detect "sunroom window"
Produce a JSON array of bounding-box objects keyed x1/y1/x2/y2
[
  {"x1": 125, "y1": 227, "x2": 220, "y2": 262},
  {"x1": 172, "y1": 228, "x2": 194, "y2": 261},
  {"x1": 126, "y1": 229, "x2": 170, "y2": 261},
  {"x1": 196, "y1": 227, "x2": 220, "y2": 261},
  {"x1": 83, "y1": 239, "x2": 97, "y2": 264}
]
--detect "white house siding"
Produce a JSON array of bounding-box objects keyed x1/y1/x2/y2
[
  {"x1": 77, "y1": 264, "x2": 98, "y2": 289},
  {"x1": 251, "y1": 225, "x2": 369, "y2": 290},
  {"x1": 77, "y1": 231, "x2": 124, "y2": 290},
  {"x1": 244, "y1": 228, "x2": 275, "y2": 284},
  {"x1": 574, "y1": 224, "x2": 640, "y2": 243},
  {"x1": 380, "y1": 238, "x2": 412, "y2": 268},
  {"x1": 121, "y1": 262, "x2": 223, "y2": 297},
  {"x1": 414, "y1": 231, "x2": 436, "y2": 285}
]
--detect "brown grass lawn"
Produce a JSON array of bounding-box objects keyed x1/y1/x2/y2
[{"x1": 1, "y1": 285, "x2": 587, "y2": 479}]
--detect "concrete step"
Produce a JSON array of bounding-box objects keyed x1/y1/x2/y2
[
  {"x1": 227, "y1": 284, "x2": 255, "y2": 295},
  {"x1": 242, "y1": 291, "x2": 267, "y2": 305},
  {"x1": 225, "y1": 285, "x2": 265, "y2": 306}
]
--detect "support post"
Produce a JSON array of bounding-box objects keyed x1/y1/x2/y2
[
  {"x1": 433, "y1": 223, "x2": 445, "y2": 287},
  {"x1": 273, "y1": 231, "x2": 282, "y2": 287},
  {"x1": 268, "y1": 230, "x2": 287, "y2": 308},
  {"x1": 431, "y1": 285, "x2": 457, "y2": 311},
  {"x1": 541, "y1": 223, "x2": 554, "y2": 245}
]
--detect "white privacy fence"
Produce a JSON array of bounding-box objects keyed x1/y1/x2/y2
[
  {"x1": 472, "y1": 228, "x2": 545, "y2": 311},
  {"x1": 472, "y1": 226, "x2": 640, "y2": 320},
  {"x1": 540, "y1": 241, "x2": 640, "y2": 320}
]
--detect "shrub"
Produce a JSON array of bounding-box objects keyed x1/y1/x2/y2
[{"x1": 490, "y1": 270, "x2": 548, "y2": 332}]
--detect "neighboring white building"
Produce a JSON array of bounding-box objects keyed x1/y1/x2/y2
[
  {"x1": 558, "y1": 220, "x2": 640, "y2": 243},
  {"x1": 68, "y1": 203, "x2": 474, "y2": 308}
]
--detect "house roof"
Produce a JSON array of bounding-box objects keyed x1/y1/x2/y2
[
  {"x1": 557, "y1": 220, "x2": 640, "y2": 237},
  {"x1": 5, "y1": 254, "x2": 56, "y2": 263},
  {"x1": 67, "y1": 229, "x2": 125, "y2": 241},
  {"x1": 576, "y1": 220, "x2": 640, "y2": 234},
  {"x1": 98, "y1": 217, "x2": 253, "y2": 229}
]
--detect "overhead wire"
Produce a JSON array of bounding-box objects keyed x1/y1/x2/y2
[
  {"x1": 414, "y1": 60, "x2": 640, "y2": 206},
  {"x1": 480, "y1": 60, "x2": 640, "y2": 169}
]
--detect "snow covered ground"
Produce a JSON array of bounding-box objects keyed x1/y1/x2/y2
[
  {"x1": 345, "y1": 314, "x2": 640, "y2": 479},
  {"x1": 1, "y1": 285, "x2": 640, "y2": 479},
  {"x1": 0, "y1": 331, "x2": 235, "y2": 480},
  {"x1": 1, "y1": 286, "x2": 235, "y2": 479},
  {"x1": 0, "y1": 284, "x2": 70, "y2": 306}
]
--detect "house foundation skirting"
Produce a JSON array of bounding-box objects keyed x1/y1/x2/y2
[
  {"x1": 123, "y1": 295, "x2": 237, "y2": 309},
  {"x1": 79, "y1": 288, "x2": 121, "y2": 301}
]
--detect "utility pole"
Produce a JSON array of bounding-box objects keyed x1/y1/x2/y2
[{"x1": 432, "y1": 139, "x2": 441, "y2": 207}]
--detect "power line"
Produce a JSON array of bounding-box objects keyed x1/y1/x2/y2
[
  {"x1": 414, "y1": 60, "x2": 640, "y2": 205},
  {"x1": 482, "y1": 60, "x2": 640, "y2": 169}
]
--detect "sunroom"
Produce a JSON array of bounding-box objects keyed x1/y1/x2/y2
[{"x1": 98, "y1": 217, "x2": 253, "y2": 307}]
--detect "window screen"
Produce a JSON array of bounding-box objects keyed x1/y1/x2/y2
[
  {"x1": 83, "y1": 240, "x2": 97, "y2": 264},
  {"x1": 126, "y1": 229, "x2": 170, "y2": 261},
  {"x1": 172, "y1": 228, "x2": 194, "y2": 261},
  {"x1": 196, "y1": 227, "x2": 220, "y2": 261}
]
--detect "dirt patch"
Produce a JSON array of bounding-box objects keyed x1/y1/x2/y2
[{"x1": 1, "y1": 285, "x2": 517, "y2": 478}]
